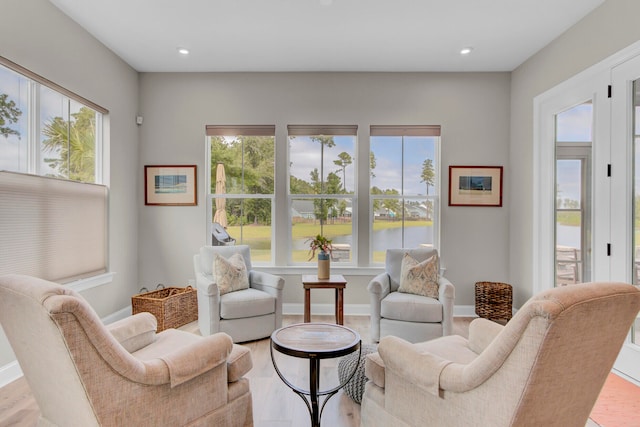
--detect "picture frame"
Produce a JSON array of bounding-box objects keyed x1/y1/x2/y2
[
  {"x1": 144, "y1": 165, "x2": 197, "y2": 206},
  {"x1": 449, "y1": 165, "x2": 503, "y2": 207}
]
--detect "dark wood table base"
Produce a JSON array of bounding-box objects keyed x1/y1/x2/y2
[{"x1": 302, "y1": 274, "x2": 347, "y2": 325}]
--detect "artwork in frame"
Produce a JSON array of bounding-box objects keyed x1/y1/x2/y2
[
  {"x1": 145, "y1": 165, "x2": 197, "y2": 206},
  {"x1": 449, "y1": 166, "x2": 503, "y2": 207}
]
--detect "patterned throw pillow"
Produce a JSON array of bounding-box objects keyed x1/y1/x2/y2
[
  {"x1": 213, "y1": 253, "x2": 250, "y2": 295},
  {"x1": 398, "y1": 252, "x2": 439, "y2": 299}
]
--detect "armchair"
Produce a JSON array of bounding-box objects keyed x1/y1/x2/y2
[
  {"x1": 194, "y1": 245, "x2": 284, "y2": 342},
  {"x1": 0, "y1": 274, "x2": 253, "y2": 427},
  {"x1": 367, "y1": 248, "x2": 454, "y2": 343},
  {"x1": 361, "y1": 281, "x2": 640, "y2": 427}
]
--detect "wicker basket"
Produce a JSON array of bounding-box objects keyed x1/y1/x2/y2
[
  {"x1": 475, "y1": 281, "x2": 513, "y2": 322},
  {"x1": 132, "y1": 286, "x2": 198, "y2": 331}
]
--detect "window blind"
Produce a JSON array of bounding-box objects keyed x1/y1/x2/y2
[
  {"x1": 370, "y1": 125, "x2": 441, "y2": 137},
  {"x1": 206, "y1": 125, "x2": 275, "y2": 136},
  {"x1": 0, "y1": 171, "x2": 108, "y2": 283},
  {"x1": 0, "y1": 55, "x2": 108, "y2": 115},
  {"x1": 287, "y1": 125, "x2": 358, "y2": 136}
]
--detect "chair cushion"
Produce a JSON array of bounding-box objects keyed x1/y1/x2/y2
[
  {"x1": 220, "y1": 288, "x2": 275, "y2": 319},
  {"x1": 214, "y1": 253, "x2": 250, "y2": 295},
  {"x1": 227, "y1": 344, "x2": 253, "y2": 382},
  {"x1": 398, "y1": 252, "x2": 439, "y2": 299},
  {"x1": 380, "y1": 291, "x2": 443, "y2": 323}
]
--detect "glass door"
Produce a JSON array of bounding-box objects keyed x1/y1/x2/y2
[
  {"x1": 611, "y1": 54, "x2": 640, "y2": 381},
  {"x1": 555, "y1": 102, "x2": 592, "y2": 286}
]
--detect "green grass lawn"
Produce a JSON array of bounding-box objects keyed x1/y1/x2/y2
[{"x1": 224, "y1": 220, "x2": 432, "y2": 262}]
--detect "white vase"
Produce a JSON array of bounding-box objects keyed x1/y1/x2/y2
[{"x1": 317, "y1": 251, "x2": 330, "y2": 280}]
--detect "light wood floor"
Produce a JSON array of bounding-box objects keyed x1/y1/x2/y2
[{"x1": 0, "y1": 316, "x2": 600, "y2": 427}]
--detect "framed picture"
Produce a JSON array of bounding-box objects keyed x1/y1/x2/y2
[
  {"x1": 144, "y1": 165, "x2": 197, "y2": 206},
  {"x1": 449, "y1": 166, "x2": 503, "y2": 207}
]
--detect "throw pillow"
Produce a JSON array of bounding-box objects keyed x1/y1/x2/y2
[
  {"x1": 398, "y1": 252, "x2": 439, "y2": 299},
  {"x1": 213, "y1": 253, "x2": 250, "y2": 295}
]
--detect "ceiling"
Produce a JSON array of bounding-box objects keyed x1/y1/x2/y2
[{"x1": 49, "y1": 0, "x2": 605, "y2": 73}]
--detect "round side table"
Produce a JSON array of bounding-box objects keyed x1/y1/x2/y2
[{"x1": 270, "y1": 323, "x2": 361, "y2": 427}]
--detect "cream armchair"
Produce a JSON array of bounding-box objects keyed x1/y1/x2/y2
[
  {"x1": 194, "y1": 245, "x2": 284, "y2": 342},
  {"x1": 361, "y1": 282, "x2": 640, "y2": 427},
  {"x1": 367, "y1": 248, "x2": 454, "y2": 343},
  {"x1": 0, "y1": 274, "x2": 254, "y2": 427}
]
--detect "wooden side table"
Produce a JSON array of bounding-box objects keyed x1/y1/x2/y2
[{"x1": 301, "y1": 274, "x2": 347, "y2": 325}]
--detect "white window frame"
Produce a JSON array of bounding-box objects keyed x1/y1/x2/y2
[
  {"x1": 205, "y1": 126, "x2": 276, "y2": 265},
  {"x1": 0, "y1": 56, "x2": 111, "y2": 290},
  {"x1": 369, "y1": 126, "x2": 441, "y2": 265}
]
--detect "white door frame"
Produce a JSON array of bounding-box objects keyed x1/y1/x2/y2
[{"x1": 534, "y1": 40, "x2": 640, "y2": 382}]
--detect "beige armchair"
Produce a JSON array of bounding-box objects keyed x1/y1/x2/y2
[
  {"x1": 361, "y1": 282, "x2": 640, "y2": 427},
  {"x1": 367, "y1": 248, "x2": 454, "y2": 343},
  {"x1": 0, "y1": 274, "x2": 253, "y2": 427},
  {"x1": 194, "y1": 245, "x2": 284, "y2": 342}
]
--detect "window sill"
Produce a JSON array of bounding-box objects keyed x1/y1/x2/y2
[
  {"x1": 68, "y1": 272, "x2": 115, "y2": 292},
  {"x1": 255, "y1": 266, "x2": 383, "y2": 276}
]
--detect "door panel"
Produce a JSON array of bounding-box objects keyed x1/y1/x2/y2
[{"x1": 611, "y1": 54, "x2": 640, "y2": 381}]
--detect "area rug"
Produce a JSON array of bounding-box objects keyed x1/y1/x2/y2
[{"x1": 590, "y1": 373, "x2": 640, "y2": 427}]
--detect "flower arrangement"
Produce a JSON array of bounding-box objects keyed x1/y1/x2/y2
[{"x1": 306, "y1": 234, "x2": 333, "y2": 260}]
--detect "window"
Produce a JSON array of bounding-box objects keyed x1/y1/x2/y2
[
  {"x1": 0, "y1": 58, "x2": 104, "y2": 183},
  {"x1": 206, "y1": 125, "x2": 275, "y2": 263},
  {"x1": 288, "y1": 125, "x2": 357, "y2": 264},
  {"x1": 0, "y1": 56, "x2": 109, "y2": 284},
  {"x1": 370, "y1": 125, "x2": 440, "y2": 264}
]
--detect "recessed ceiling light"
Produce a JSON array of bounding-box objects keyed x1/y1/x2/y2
[
  {"x1": 460, "y1": 47, "x2": 473, "y2": 55},
  {"x1": 177, "y1": 47, "x2": 190, "y2": 55}
]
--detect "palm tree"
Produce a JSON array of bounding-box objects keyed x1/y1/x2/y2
[{"x1": 41, "y1": 107, "x2": 96, "y2": 182}]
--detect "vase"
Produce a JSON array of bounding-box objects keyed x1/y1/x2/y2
[{"x1": 317, "y1": 251, "x2": 330, "y2": 280}]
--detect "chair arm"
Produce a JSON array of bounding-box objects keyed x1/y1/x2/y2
[
  {"x1": 250, "y1": 270, "x2": 285, "y2": 293},
  {"x1": 107, "y1": 312, "x2": 157, "y2": 353},
  {"x1": 367, "y1": 273, "x2": 391, "y2": 342},
  {"x1": 367, "y1": 272, "x2": 391, "y2": 299},
  {"x1": 438, "y1": 276, "x2": 455, "y2": 336},
  {"x1": 438, "y1": 276, "x2": 455, "y2": 300},
  {"x1": 467, "y1": 318, "x2": 504, "y2": 354},
  {"x1": 158, "y1": 332, "x2": 234, "y2": 387},
  {"x1": 378, "y1": 335, "x2": 452, "y2": 396},
  {"x1": 195, "y1": 271, "x2": 220, "y2": 297}
]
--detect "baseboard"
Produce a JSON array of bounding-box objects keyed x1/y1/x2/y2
[
  {"x1": 454, "y1": 305, "x2": 478, "y2": 317},
  {"x1": 0, "y1": 361, "x2": 22, "y2": 388},
  {"x1": 284, "y1": 303, "x2": 479, "y2": 318}
]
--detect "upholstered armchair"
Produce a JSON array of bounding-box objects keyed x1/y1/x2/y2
[
  {"x1": 361, "y1": 282, "x2": 640, "y2": 427},
  {"x1": 367, "y1": 248, "x2": 455, "y2": 343},
  {"x1": 194, "y1": 245, "x2": 284, "y2": 342},
  {"x1": 0, "y1": 274, "x2": 254, "y2": 427}
]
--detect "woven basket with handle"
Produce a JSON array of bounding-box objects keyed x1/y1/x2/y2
[{"x1": 132, "y1": 285, "x2": 197, "y2": 331}]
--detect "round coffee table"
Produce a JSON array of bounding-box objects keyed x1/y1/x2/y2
[{"x1": 270, "y1": 322, "x2": 361, "y2": 427}]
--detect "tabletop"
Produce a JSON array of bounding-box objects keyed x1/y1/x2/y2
[{"x1": 271, "y1": 322, "x2": 360, "y2": 359}]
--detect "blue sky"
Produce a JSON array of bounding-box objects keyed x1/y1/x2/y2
[
  {"x1": 0, "y1": 66, "x2": 84, "y2": 174},
  {"x1": 288, "y1": 134, "x2": 436, "y2": 196},
  {"x1": 555, "y1": 103, "x2": 592, "y2": 203}
]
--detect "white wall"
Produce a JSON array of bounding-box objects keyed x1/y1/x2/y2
[
  {"x1": 138, "y1": 72, "x2": 512, "y2": 308},
  {"x1": 0, "y1": 0, "x2": 140, "y2": 367},
  {"x1": 509, "y1": 0, "x2": 640, "y2": 306}
]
